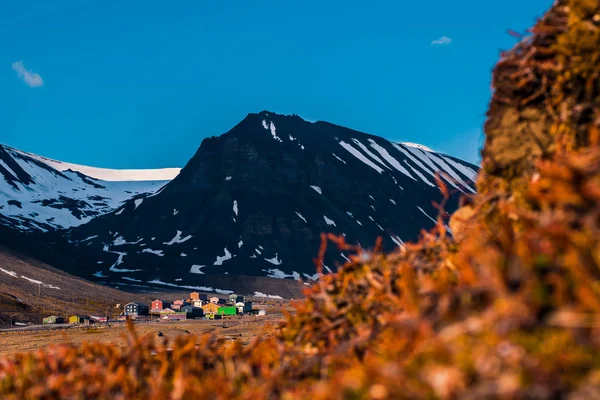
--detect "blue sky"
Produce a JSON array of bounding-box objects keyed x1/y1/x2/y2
[{"x1": 1, "y1": 0, "x2": 551, "y2": 168}]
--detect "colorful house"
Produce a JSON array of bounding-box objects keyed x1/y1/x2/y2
[
  {"x1": 192, "y1": 299, "x2": 203, "y2": 308},
  {"x1": 43, "y1": 316, "x2": 63, "y2": 324},
  {"x1": 209, "y1": 297, "x2": 219, "y2": 304},
  {"x1": 172, "y1": 300, "x2": 185, "y2": 310},
  {"x1": 190, "y1": 292, "x2": 200, "y2": 301},
  {"x1": 229, "y1": 294, "x2": 245, "y2": 304},
  {"x1": 181, "y1": 305, "x2": 204, "y2": 318},
  {"x1": 202, "y1": 302, "x2": 219, "y2": 315},
  {"x1": 218, "y1": 306, "x2": 237, "y2": 316},
  {"x1": 151, "y1": 299, "x2": 169, "y2": 313},
  {"x1": 69, "y1": 315, "x2": 88, "y2": 324},
  {"x1": 160, "y1": 308, "x2": 175, "y2": 314},
  {"x1": 124, "y1": 302, "x2": 149, "y2": 317}
]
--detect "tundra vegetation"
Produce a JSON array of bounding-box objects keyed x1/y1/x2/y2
[{"x1": 2, "y1": 0, "x2": 600, "y2": 398}]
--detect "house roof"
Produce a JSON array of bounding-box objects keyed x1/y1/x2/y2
[{"x1": 125, "y1": 302, "x2": 146, "y2": 307}]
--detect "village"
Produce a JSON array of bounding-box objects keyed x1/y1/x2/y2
[{"x1": 41, "y1": 292, "x2": 265, "y2": 325}]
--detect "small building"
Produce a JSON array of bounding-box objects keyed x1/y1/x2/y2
[
  {"x1": 90, "y1": 316, "x2": 109, "y2": 323},
  {"x1": 217, "y1": 298, "x2": 227, "y2": 305},
  {"x1": 192, "y1": 299, "x2": 203, "y2": 308},
  {"x1": 181, "y1": 305, "x2": 204, "y2": 318},
  {"x1": 202, "y1": 302, "x2": 219, "y2": 315},
  {"x1": 235, "y1": 301, "x2": 253, "y2": 314},
  {"x1": 151, "y1": 299, "x2": 169, "y2": 313},
  {"x1": 124, "y1": 302, "x2": 149, "y2": 317},
  {"x1": 161, "y1": 313, "x2": 187, "y2": 321},
  {"x1": 209, "y1": 296, "x2": 219, "y2": 304},
  {"x1": 43, "y1": 315, "x2": 63, "y2": 324},
  {"x1": 172, "y1": 300, "x2": 185, "y2": 311},
  {"x1": 181, "y1": 305, "x2": 193, "y2": 314},
  {"x1": 229, "y1": 294, "x2": 244, "y2": 304},
  {"x1": 160, "y1": 308, "x2": 175, "y2": 314},
  {"x1": 69, "y1": 315, "x2": 88, "y2": 324},
  {"x1": 235, "y1": 302, "x2": 244, "y2": 313},
  {"x1": 218, "y1": 306, "x2": 237, "y2": 316},
  {"x1": 190, "y1": 292, "x2": 200, "y2": 301}
]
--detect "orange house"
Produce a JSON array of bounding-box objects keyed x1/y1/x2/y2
[
  {"x1": 202, "y1": 302, "x2": 219, "y2": 315},
  {"x1": 190, "y1": 292, "x2": 200, "y2": 301}
]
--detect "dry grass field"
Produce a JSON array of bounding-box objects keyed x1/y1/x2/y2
[{"x1": 0, "y1": 312, "x2": 285, "y2": 358}]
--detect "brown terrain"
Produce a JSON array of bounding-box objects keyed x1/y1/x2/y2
[
  {"x1": 0, "y1": 244, "x2": 293, "y2": 356},
  {"x1": 0, "y1": 311, "x2": 287, "y2": 357},
  {"x1": 0, "y1": 246, "x2": 153, "y2": 327}
]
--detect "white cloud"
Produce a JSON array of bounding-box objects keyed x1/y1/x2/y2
[
  {"x1": 431, "y1": 36, "x2": 452, "y2": 46},
  {"x1": 11, "y1": 61, "x2": 44, "y2": 87}
]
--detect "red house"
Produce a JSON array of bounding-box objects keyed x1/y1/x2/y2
[
  {"x1": 150, "y1": 300, "x2": 169, "y2": 313},
  {"x1": 171, "y1": 300, "x2": 185, "y2": 311}
]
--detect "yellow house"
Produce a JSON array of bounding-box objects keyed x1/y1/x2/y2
[
  {"x1": 202, "y1": 302, "x2": 219, "y2": 315},
  {"x1": 69, "y1": 315, "x2": 84, "y2": 324}
]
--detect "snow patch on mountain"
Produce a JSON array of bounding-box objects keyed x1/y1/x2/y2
[
  {"x1": 368, "y1": 139, "x2": 415, "y2": 180},
  {"x1": 163, "y1": 230, "x2": 192, "y2": 245},
  {"x1": 214, "y1": 248, "x2": 232, "y2": 266},
  {"x1": 310, "y1": 185, "x2": 322, "y2": 194},
  {"x1": 400, "y1": 142, "x2": 434, "y2": 152},
  {"x1": 142, "y1": 248, "x2": 164, "y2": 256},
  {"x1": 254, "y1": 292, "x2": 284, "y2": 299},
  {"x1": 339, "y1": 141, "x2": 384, "y2": 173},
  {"x1": 190, "y1": 265, "x2": 206, "y2": 274},
  {"x1": 0, "y1": 267, "x2": 17, "y2": 278},
  {"x1": 295, "y1": 211, "x2": 307, "y2": 223},
  {"x1": 324, "y1": 216, "x2": 336, "y2": 226},
  {"x1": 332, "y1": 153, "x2": 346, "y2": 164},
  {"x1": 0, "y1": 145, "x2": 175, "y2": 232},
  {"x1": 265, "y1": 254, "x2": 282, "y2": 265},
  {"x1": 12, "y1": 146, "x2": 180, "y2": 182}
]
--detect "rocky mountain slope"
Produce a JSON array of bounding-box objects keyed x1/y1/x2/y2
[
  {"x1": 0, "y1": 145, "x2": 179, "y2": 232},
  {"x1": 53, "y1": 111, "x2": 478, "y2": 295}
]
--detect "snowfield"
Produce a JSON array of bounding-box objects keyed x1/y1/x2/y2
[{"x1": 0, "y1": 145, "x2": 177, "y2": 232}]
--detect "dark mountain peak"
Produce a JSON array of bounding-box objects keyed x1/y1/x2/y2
[{"x1": 55, "y1": 113, "x2": 479, "y2": 296}]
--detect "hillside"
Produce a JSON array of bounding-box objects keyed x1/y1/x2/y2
[
  {"x1": 0, "y1": 246, "x2": 149, "y2": 327},
  {"x1": 53, "y1": 112, "x2": 477, "y2": 295},
  {"x1": 0, "y1": 144, "x2": 178, "y2": 232}
]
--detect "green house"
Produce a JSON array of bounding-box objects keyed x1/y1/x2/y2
[
  {"x1": 217, "y1": 306, "x2": 237, "y2": 316},
  {"x1": 43, "y1": 316, "x2": 64, "y2": 324}
]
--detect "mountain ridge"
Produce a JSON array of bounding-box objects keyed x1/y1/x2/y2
[
  {"x1": 0, "y1": 144, "x2": 175, "y2": 232},
  {"x1": 44, "y1": 111, "x2": 478, "y2": 296}
]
